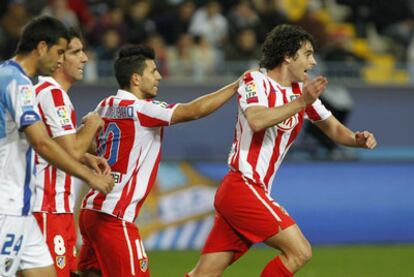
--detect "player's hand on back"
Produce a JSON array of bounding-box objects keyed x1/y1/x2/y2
[
  {"x1": 87, "y1": 172, "x2": 115, "y2": 194},
  {"x1": 81, "y1": 112, "x2": 105, "y2": 131},
  {"x1": 300, "y1": 76, "x2": 328, "y2": 106},
  {"x1": 355, "y1": 131, "x2": 377, "y2": 149},
  {"x1": 81, "y1": 153, "x2": 111, "y2": 175}
]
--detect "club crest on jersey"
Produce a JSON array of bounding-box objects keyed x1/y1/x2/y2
[
  {"x1": 55, "y1": 106, "x2": 71, "y2": 128},
  {"x1": 139, "y1": 258, "x2": 148, "y2": 272},
  {"x1": 245, "y1": 81, "x2": 258, "y2": 104},
  {"x1": 4, "y1": 257, "x2": 14, "y2": 273},
  {"x1": 277, "y1": 114, "x2": 298, "y2": 131},
  {"x1": 56, "y1": 256, "x2": 66, "y2": 269},
  {"x1": 19, "y1": 85, "x2": 35, "y2": 109}
]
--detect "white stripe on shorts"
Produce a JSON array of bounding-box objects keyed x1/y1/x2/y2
[
  {"x1": 242, "y1": 176, "x2": 281, "y2": 222},
  {"x1": 122, "y1": 221, "x2": 135, "y2": 276}
]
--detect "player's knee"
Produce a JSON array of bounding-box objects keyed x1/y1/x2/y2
[{"x1": 293, "y1": 243, "x2": 312, "y2": 268}]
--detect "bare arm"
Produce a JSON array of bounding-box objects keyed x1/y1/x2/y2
[
  {"x1": 245, "y1": 76, "x2": 328, "y2": 132},
  {"x1": 170, "y1": 80, "x2": 238, "y2": 124},
  {"x1": 24, "y1": 121, "x2": 114, "y2": 194},
  {"x1": 314, "y1": 116, "x2": 377, "y2": 149},
  {"x1": 54, "y1": 112, "x2": 103, "y2": 160}
]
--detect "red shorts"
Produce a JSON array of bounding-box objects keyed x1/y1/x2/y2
[
  {"x1": 33, "y1": 212, "x2": 78, "y2": 276},
  {"x1": 78, "y1": 209, "x2": 149, "y2": 277},
  {"x1": 202, "y1": 171, "x2": 295, "y2": 263}
]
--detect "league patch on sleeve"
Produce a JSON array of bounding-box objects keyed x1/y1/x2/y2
[
  {"x1": 18, "y1": 85, "x2": 35, "y2": 110},
  {"x1": 55, "y1": 106, "x2": 73, "y2": 129},
  {"x1": 245, "y1": 81, "x2": 258, "y2": 104},
  {"x1": 151, "y1": 100, "x2": 169, "y2": 109}
]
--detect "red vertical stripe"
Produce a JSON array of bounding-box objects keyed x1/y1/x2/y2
[
  {"x1": 51, "y1": 89, "x2": 65, "y2": 107},
  {"x1": 133, "y1": 150, "x2": 162, "y2": 221},
  {"x1": 82, "y1": 189, "x2": 95, "y2": 208},
  {"x1": 92, "y1": 190, "x2": 107, "y2": 210},
  {"x1": 246, "y1": 130, "x2": 266, "y2": 184},
  {"x1": 112, "y1": 119, "x2": 134, "y2": 173},
  {"x1": 50, "y1": 167, "x2": 57, "y2": 212},
  {"x1": 263, "y1": 130, "x2": 284, "y2": 187},
  {"x1": 113, "y1": 149, "x2": 141, "y2": 218},
  {"x1": 63, "y1": 174, "x2": 71, "y2": 212},
  {"x1": 41, "y1": 166, "x2": 51, "y2": 211}
]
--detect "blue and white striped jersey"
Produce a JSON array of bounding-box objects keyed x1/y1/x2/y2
[{"x1": 0, "y1": 60, "x2": 41, "y2": 216}]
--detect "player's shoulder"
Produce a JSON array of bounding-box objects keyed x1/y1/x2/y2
[{"x1": 241, "y1": 69, "x2": 266, "y2": 85}]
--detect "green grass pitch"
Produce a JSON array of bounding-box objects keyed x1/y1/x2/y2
[{"x1": 148, "y1": 244, "x2": 414, "y2": 276}]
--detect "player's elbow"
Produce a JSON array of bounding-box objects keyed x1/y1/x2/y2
[{"x1": 248, "y1": 119, "x2": 265, "y2": 133}]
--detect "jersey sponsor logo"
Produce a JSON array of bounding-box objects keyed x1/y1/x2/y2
[
  {"x1": 277, "y1": 114, "x2": 298, "y2": 131},
  {"x1": 56, "y1": 256, "x2": 66, "y2": 269},
  {"x1": 55, "y1": 106, "x2": 72, "y2": 128},
  {"x1": 139, "y1": 258, "x2": 148, "y2": 272},
  {"x1": 245, "y1": 81, "x2": 258, "y2": 104},
  {"x1": 19, "y1": 85, "x2": 35, "y2": 110},
  {"x1": 20, "y1": 111, "x2": 40, "y2": 126},
  {"x1": 110, "y1": 171, "x2": 121, "y2": 185}
]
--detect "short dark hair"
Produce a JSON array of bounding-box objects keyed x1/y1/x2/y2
[
  {"x1": 259, "y1": 24, "x2": 315, "y2": 70},
  {"x1": 67, "y1": 27, "x2": 83, "y2": 43},
  {"x1": 16, "y1": 16, "x2": 69, "y2": 55},
  {"x1": 114, "y1": 45, "x2": 156, "y2": 89}
]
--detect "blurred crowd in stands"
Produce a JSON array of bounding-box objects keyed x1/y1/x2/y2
[{"x1": 1, "y1": 0, "x2": 413, "y2": 83}]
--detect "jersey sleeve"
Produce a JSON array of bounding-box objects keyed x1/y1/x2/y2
[
  {"x1": 37, "y1": 88, "x2": 76, "y2": 138},
  {"x1": 136, "y1": 100, "x2": 178, "y2": 127},
  {"x1": 304, "y1": 98, "x2": 332, "y2": 122},
  {"x1": 238, "y1": 71, "x2": 269, "y2": 111},
  {"x1": 5, "y1": 78, "x2": 40, "y2": 129}
]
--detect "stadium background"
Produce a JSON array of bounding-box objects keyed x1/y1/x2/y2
[{"x1": 1, "y1": 0, "x2": 413, "y2": 275}]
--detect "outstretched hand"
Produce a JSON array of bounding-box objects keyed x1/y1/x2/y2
[
  {"x1": 301, "y1": 76, "x2": 328, "y2": 106},
  {"x1": 355, "y1": 131, "x2": 377, "y2": 149}
]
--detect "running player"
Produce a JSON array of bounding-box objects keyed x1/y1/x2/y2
[
  {"x1": 0, "y1": 16, "x2": 113, "y2": 277},
  {"x1": 32, "y1": 28, "x2": 109, "y2": 276},
  {"x1": 77, "y1": 45, "x2": 239, "y2": 277},
  {"x1": 186, "y1": 24, "x2": 377, "y2": 277}
]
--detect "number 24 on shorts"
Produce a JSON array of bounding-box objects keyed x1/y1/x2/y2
[{"x1": 1, "y1": 234, "x2": 23, "y2": 256}]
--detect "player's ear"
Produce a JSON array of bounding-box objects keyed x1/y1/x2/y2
[
  {"x1": 36, "y1": 41, "x2": 48, "y2": 57},
  {"x1": 130, "y1": 72, "x2": 141, "y2": 87}
]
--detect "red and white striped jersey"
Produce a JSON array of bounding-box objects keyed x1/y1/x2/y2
[
  {"x1": 228, "y1": 70, "x2": 332, "y2": 192},
  {"x1": 32, "y1": 76, "x2": 79, "y2": 213},
  {"x1": 82, "y1": 89, "x2": 178, "y2": 223}
]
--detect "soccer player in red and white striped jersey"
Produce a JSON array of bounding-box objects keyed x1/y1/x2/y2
[
  {"x1": 77, "y1": 45, "x2": 239, "y2": 276},
  {"x1": 187, "y1": 25, "x2": 377, "y2": 277},
  {"x1": 32, "y1": 29, "x2": 112, "y2": 276}
]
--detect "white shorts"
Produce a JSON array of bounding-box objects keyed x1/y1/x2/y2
[{"x1": 0, "y1": 214, "x2": 53, "y2": 276}]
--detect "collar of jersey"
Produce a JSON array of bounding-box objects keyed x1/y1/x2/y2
[
  {"x1": 116, "y1": 89, "x2": 139, "y2": 100},
  {"x1": 5, "y1": 59, "x2": 30, "y2": 78},
  {"x1": 38, "y1": 76, "x2": 62, "y2": 89}
]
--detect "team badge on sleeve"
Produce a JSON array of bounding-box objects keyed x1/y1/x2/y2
[
  {"x1": 55, "y1": 106, "x2": 72, "y2": 129},
  {"x1": 245, "y1": 81, "x2": 258, "y2": 104},
  {"x1": 19, "y1": 85, "x2": 35, "y2": 110}
]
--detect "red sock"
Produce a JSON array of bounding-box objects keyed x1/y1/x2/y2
[{"x1": 261, "y1": 256, "x2": 293, "y2": 277}]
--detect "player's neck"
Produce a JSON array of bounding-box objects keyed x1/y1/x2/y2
[
  {"x1": 53, "y1": 70, "x2": 73, "y2": 92},
  {"x1": 267, "y1": 66, "x2": 292, "y2": 87},
  {"x1": 13, "y1": 54, "x2": 37, "y2": 78}
]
